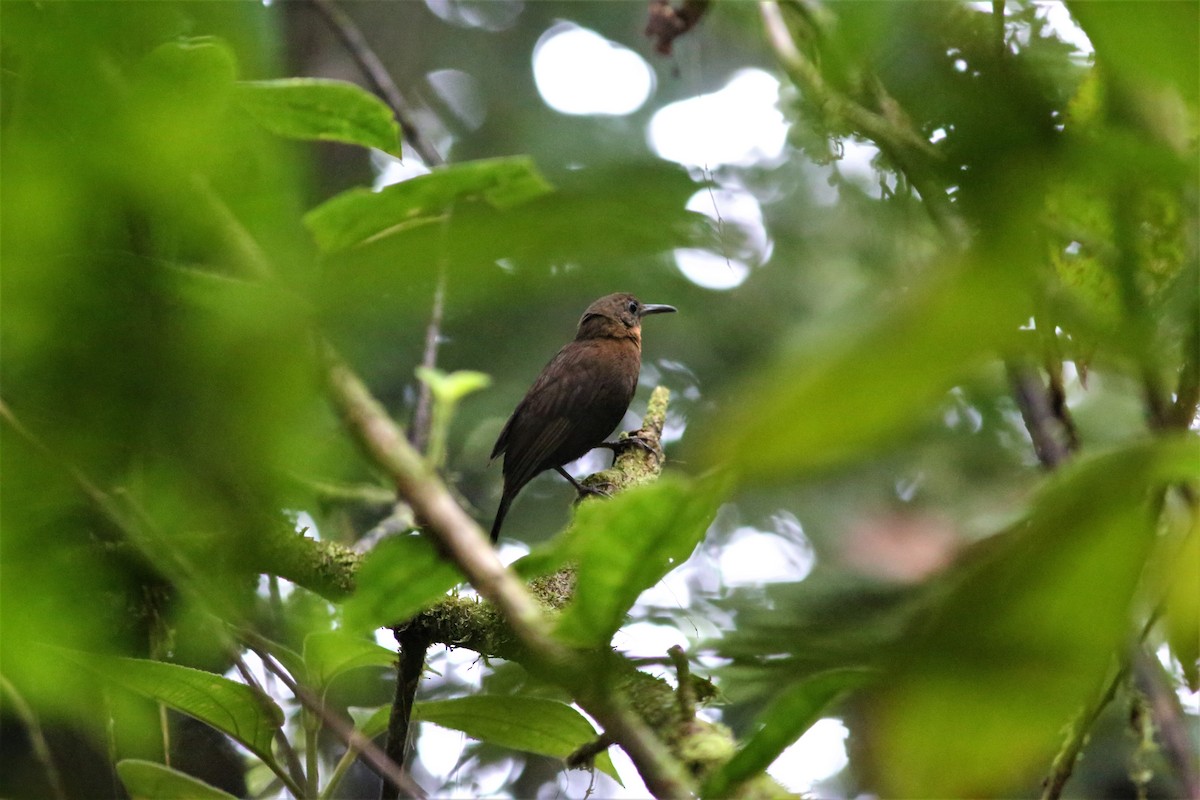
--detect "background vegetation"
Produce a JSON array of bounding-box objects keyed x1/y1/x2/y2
[{"x1": 2, "y1": 1, "x2": 1196, "y2": 798}]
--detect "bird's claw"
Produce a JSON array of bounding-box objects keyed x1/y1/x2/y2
[
  {"x1": 599, "y1": 432, "x2": 659, "y2": 464},
  {"x1": 578, "y1": 483, "x2": 610, "y2": 499}
]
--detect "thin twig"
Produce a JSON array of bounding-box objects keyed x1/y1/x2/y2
[
  {"x1": 1006, "y1": 361, "x2": 1073, "y2": 468},
  {"x1": 1041, "y1": 659, "x2": 1128, "y2": 800},
  {"x1": 308, "y1": 0, "x2": 443, "y2": 167},
  {"x1": 231, "y1": 652, "x2": 308, "y2": 795},
  {"x1": 307, "y1": 0, "x2": 449, "y2": 455},
  {"x1": 1132, "y1": 650, "x2": 1200, "y2": 799},
  {"x1": 566, "y1": 734, "x2": 616, "y2": 769},
  {"x1": 0, "y1": 674, "x2": 68, "y2": 800},
  {"x1": 992, "y1": 0, "x2": 1006, "y2": 61},
  {"x1": 248, "y1": 644, "x2": 428, "y2": 800},
  {"x1": 408, "y1": 263, "x2": 446, "y2": 453},
  {"x1": 667, "y1": 645, "x2": 696, "y2": 722},
  {"x1": 381, "y1": 628, "x2": 428, "y2": 800}
]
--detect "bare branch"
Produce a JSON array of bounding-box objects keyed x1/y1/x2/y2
[
  {"x1": 1006, "y1": 361, "x2": 1074, "y2": 469},
  {"x1": 308, "y1": 0, "x2": 443, "y2": 167}
]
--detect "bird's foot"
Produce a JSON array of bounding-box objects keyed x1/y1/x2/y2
[
  {"x1": 555, "y1": 465, "x2": 611, "y2": 500},
  {"x1": 598, "y1": 432, "x2": 658, "y2": 464},
  {"x1": 575, "y1": 483, "x2": 611, "y2": 500}
]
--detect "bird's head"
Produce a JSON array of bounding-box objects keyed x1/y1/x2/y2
[{"x1": 576, "y1": 293, "x2": 676, "y2": 342}]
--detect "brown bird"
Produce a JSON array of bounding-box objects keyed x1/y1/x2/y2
[{"x1": 489, "y1": 293, "x2": 676, "y2": 541}]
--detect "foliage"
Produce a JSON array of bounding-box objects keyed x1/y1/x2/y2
[{"x1": 1, "y1": 1, "x2": 1196, "y2": 799}]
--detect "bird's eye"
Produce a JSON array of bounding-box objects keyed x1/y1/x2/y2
[{"x1": 627, "y1": 300, "x2": 638, "y2": 315}]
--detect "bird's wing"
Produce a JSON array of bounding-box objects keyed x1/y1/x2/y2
[
  {"x1": 502, "y1": 415, "x2": 574, "y2": 493},
  {"x1": 492, "y1": 342, "x2": 620, "y2": 492}
]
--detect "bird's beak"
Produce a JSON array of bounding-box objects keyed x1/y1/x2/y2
[{"x1": 639, "y1": 303, "x2": 677, "y2": 317}]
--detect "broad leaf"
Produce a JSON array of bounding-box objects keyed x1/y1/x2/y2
[
  {"x1": 706, "y1": 258, "x2": 1028, "y2": 483},
  {"x1": 66, "y1": 652, "x2": 282, "y2": 764},
  {"x1": 702, "y1": 668, "x2": 869, "y2": 799},
  {"x1": 1165, "y1": 517, "x2": 1200, "y2": 691},
  {"x1": 304, "y1": 156, "x2": 553, "y2": 253},
  {"x1": 303, "y1": 631, "x2": 396, "y2": 691},
  {"x1": 870, "y1": 435, "x2": 1199, "y2": 797},
  {"x1": 236, "y1": 78, "x2": 401, "y2": 155},
  {"x1": 117, "y1": 759, "x2": 237, "y2": 800},
  {"x1": 553, "y1": 475, "x2": 725, "y2": 649},
  {"x1": 340, "y1": 534, "x2": 462, "y2": 632},
  {"x1": 309, "y1": 162, "x2": 713, "y2": 325},
  {"x1": 414, "y1": 695, "x2": 620, "y2": 782},
  {"x1": 356, "y1": 704, "x2": 394, "y2": 741},
  {"x1": 1067, "y1": 2, "x2": 1199, "y2": 104}
]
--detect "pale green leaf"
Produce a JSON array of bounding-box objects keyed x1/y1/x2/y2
[
  {"x1": 553, "y1": 475, "x2": 725, "y2": 649},
  {"x1": 64, "y1": 652, "x2": 282, "y2": 764},
  {"x1": 702, "y1": 669, "x2": 869, "y2": 799},
  {"x1": 303, "y1": 631, "x2": 396, "y2": 690},
  {"x1": 414, "y1": 695, "x2": 620, "y2": 783},
  {"x1": 340, "y1": 535, "x2": 462, "y2": 632},
  {"x1": 236, "y1": 78, "x2": 401, "y2": 155},
  {"x1": 304, "y1": 156, "x2": 553, "y2": 253},
  {"x1": 415, "y1": 367, "x2": 493, "y2": 404},
  {"x1": 117, "y1": 759, "x2": 237, "y2": 800}
]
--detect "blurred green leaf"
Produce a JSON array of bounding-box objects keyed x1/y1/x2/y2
[
  {"x1": 1068, "y1": 2, "x2": 1199, "y2": 104},
  {"x1": 415, "y1": 367, "x2": 492, "y2": 405},
  {"x1": 707, "y1": 259, "x2": 1028, "y2": 484},
  {"x1": 117, "y1": 759, "x2": 237, "y2": 800},
  {"x1": 355, "y1": 704, "x2": 394, "y2": 741},
  {"x1": 302, "y1": 631, "x2": 395, "y2": 691},
  {"x1": 715, "y1": 573, "x2": 919, "y2": 701},
  {"x1": 413, "y1": 695, "x2": 620, "y2": 782},
  {"x1": 702, "y1": 668, "x2": 869, "y2": 799},
  {"x1": 311, "y1": 162, "x2": 711, "y2": 325},
  {"x1": 1165, "y1": 518, "x2": 1200, "y2": 691},
  {"x1": 304, "y1": 156, "x2": 553, "y2": 253},
  {"x1": 236, "y1": 78, "x2": 401, "y2": 156},
  {"x1": 66, "y1": 652, "x2": 282, "y2": 765},
  {"x1": 553, "y1": 475, "x2": 725, "y2": 649},
  {"x1": 340, "y1": 535, "x2": 462, "y2": 633},
  {"x1": 870, "y1": 434, "x2": 1199, "y2": 797}
]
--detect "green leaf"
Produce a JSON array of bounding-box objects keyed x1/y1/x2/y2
[
  {"x1": 553, "y1": 475, "x2": 726, "y2": 649},
  {"x1": 65, "y1": 652, "x2": 282, "y2": 764},
  {"x1": 356, "y1": 704, "x2": 393, "y2": 741},
  {"x1": 415, "y1": 367, "x2": 493, "y2": 404},
  {"x1": 702, "y1": 668, "x2": 868, "y2": 799},
  {"x1": 413, "y1": 695, "x2": 620, "y2": 782},
  {"x1": 304, "y1": 156, "x2": 553, "y2": 253},
  {"x1": 116, "y1": 759, "x2": 237, "y2": 800},
  {"x1": 1165, "y1": 518, "x2": 1200, "y2": 691},
  {"x1": 303, "y1": 631, "x2": 396, "y2": 691},
  {"x1": 1067, "y1": 2, "x2": 1199, "y2": 104},
  {"x1": 235, "y1": 78, "x2": 401, "y2": 156},
  {"x1": 340, "y1": 535, "x2": 462, "y2": 632},
  {"x1": 311, "y1": 163, "x2": 712, "y2": 325},
  {"x1": 871, "y1": 434, "x2": 1199, "y2": 797},
  {"x1": 706, "y1": 258, "x2": 1028, "y2": 484}
]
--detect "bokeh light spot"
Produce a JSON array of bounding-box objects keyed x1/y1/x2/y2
[
  {"x1": 648, "y1": 69, "x2": 788, "y2": 167},
  {"x1": 532, "y1": 23, "x2": 654, "y2": 116}
]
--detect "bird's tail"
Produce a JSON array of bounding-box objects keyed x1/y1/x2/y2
[{"x1": 490, "y1": 493, "x2": 513, "y2": 543}]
